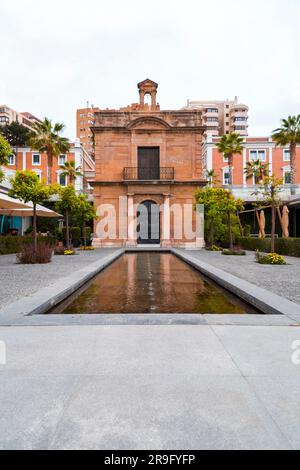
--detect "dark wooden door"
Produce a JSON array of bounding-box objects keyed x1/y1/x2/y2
[
  {"x1": 138, "y1": 147, "x2": 160, "y2": 180},
  {"x1": 137, "y1": 200, "x2": 160, "y2": 244}
]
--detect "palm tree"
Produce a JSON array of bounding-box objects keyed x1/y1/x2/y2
[
  {"x1": 216, "y1": 133, "x2": 244, "y2": 186},
  {"x1": 206, "y1": 169, "x2": 219, "y2": 187},
  {"x1": 29, "y1": 118, "x2": 70, "y2": 184},
  {"x1": 244, "y1": 159, "x2": 269, "y2": 184},
  {"x1": 60, "y1": 160, "x2": 82, "y2": 186},
  {"x1": 272, "y1": 115, "x2": 300, "y2": 193}
]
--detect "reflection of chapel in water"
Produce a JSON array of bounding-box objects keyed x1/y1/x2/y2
[{"x1": 91, "y1": 79, "x2": 206, "y2": 247}]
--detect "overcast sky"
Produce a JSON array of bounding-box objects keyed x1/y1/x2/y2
[{"x1": 1, "y1": 0, "x2": 299, "y2": 139}]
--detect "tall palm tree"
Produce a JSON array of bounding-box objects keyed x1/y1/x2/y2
[
  {"x1": 244, "y1": 159, "x2": 269, "y2": 184},
  {"x1": 60, "y1": 160, "x2": 82, "y2": 186},
  {"x1": 206, "y1": 169, "x2": 219, "y2": 187},
  {"x1": 272, "y1": 115, "x2": 300, "y2": 192},
  {"x1": 216, "y1": 133, "x2": 244, "y2": 186},
  {"x1": 29, "y1": 118, "x2": 70, "y2": 184}
]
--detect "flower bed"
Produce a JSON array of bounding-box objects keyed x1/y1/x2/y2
[{"x1": 255, "y1": 251, "x2": 286, "y2": 265}]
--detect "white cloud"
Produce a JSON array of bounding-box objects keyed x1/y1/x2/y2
[{"x1": 0, "y1": 0, "x2": 299, "y2": 138}]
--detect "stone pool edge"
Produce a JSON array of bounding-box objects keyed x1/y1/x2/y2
[{"x1": 171, "y1": 248, "x2": 300, "y2": 322}]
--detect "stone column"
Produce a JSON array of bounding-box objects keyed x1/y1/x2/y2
[
  {"x1": 161, "y1": 194, "x2": 171, "y2": 247},
  {"x1": 126, "y1": 194, "x2": 136, "y2": 247}
]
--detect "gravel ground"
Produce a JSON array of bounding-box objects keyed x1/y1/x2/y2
[
  {"x1": 189, "y1": 250, "x2": 300, "y2": 305},
  {"x1": 0, "y1": 249, "x2": 117, "y2": 309}
]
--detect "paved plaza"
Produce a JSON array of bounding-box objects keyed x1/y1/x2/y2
[{"x1": 0, "y1": 249, "x2": 300, "y2": 449}]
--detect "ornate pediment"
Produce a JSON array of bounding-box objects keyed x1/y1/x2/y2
[
  {"x1": 127, "y1": 116, "x2": 170, "y2": 130},
  {"x1": 137, "y1": 78, "x2": 158, "y2": 89}
]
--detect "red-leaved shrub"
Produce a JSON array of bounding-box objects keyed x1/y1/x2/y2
[{"x1": 16, "y1": 243, "x2": 53, "y2": 264}]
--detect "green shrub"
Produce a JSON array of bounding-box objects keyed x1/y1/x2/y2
[
  {"x1": 0, "y1": 236, "x2": 55, "y2": 255},
  {"x1": 16, "y1": 243, "x2": 53, "y2": 264},
  {"x1": 238, "y1": 237, "x2": 300, "y2": 257},
  {"x1": 204, "y1": 213, "x2": 242, "y2": 246},
  {"x1": 222, "y1": 249, "x2": 246, "y2": 256}
]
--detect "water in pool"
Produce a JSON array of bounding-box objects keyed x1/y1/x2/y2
[{"x1": 52, "y1": 253, "x2": 258, "y2": 314}]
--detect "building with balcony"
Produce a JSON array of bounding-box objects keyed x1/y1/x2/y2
[
  {"x1": 91, "y1": 79, "x2": 206, "y2": 247},
  {"x1": 184, "y1": 97, "x2": 249, "y2": 137}
]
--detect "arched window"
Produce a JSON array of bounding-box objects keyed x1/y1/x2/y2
[{"x1": 144, "y1": 93, "x2": 152, "y2": 106}]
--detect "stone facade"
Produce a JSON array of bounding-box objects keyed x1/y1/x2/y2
[{"x1": 91, "y1": 79, "x2": 206, "y2": 248}]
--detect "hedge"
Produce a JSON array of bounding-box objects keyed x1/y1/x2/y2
[
  {"x1": 238, "y1": 237, "x2": 300, "y2": 257},
  {"x1": 0, "y1": 236, "x2": 56, "y2": 255}
]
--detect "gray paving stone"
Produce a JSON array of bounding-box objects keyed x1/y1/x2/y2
[
  {"x1": 0, "y1": 325, "x2": 239, "y2": 377},
  {"x1": 211, "y1": 325, "x2": 300, "y2": 377},
  {"x1": 203, "y1": 314, "x2": 297, "y2": 326},
  {"x1": 0, "y1": 375, "x2": 78, "y2": 450},
  {"x1": 49, "y1": 375, "x2": 291, "y2": 450},
  {"x1": 248, "y1": 376, "x2": 300, "y2": 450}
]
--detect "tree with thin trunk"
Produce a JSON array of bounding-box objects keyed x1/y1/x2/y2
[
  {"x1": 9, "y1": 171, "x2": 55, "y2": 252},
  {"x1": 29, "y1": 118, "x2": 70, "y2": 184},
  {"x1": 253, "y1": 176, "x2": 283, "y2": 253},
  {"x1": 272, "y1": 115, "x2": 300, "y2": 194},
  {"x1": 55, "y1": 186, "x2": 78, "y2": 249},
  {"x1": 195, "y1": 187, "x2": 244, "y2": 250},
  {"x1": 75, "y1": 194, "x2": 97, "y2": 247},
  {"x1": 60, "y1": 160, "x2": 83, "y2": 186},
  {"x1": 216, "y1": 133, "x2": 244, "y2": 186},
  {"x1": 218, "y1": 191, "x2": 244, "y2": 251},
  {"x1": 0, "y1": 121, "x2": 33, "y2": 168},
  {"x1": 244, "y1": 159, "x2": 269, "y2": 184}
]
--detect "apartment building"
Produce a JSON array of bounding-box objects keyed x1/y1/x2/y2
[
  {"x1": 76, "y1": 106, "x2": 100, "y2": 158},
  {"x1": 0, "y1": 105, "x2": 41, "y2": 130},
  {"x1": 184, "y1": 97, "x2": 249, "y2": 137}
]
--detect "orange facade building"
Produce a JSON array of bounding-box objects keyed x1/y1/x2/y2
[
  {"x1": 91, "y1": 79, "x2": 206, "y2": 248},
  {"x1": 203, "y1": 136, "x2": 300, "y2": 187},
  {"x1": 3, "y1": 140, "x2": 95, "y2": 192}
]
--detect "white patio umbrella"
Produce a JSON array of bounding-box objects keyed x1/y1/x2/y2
[
  {"x1": 0, "y1": 193, "x2": 33, "y2": 213},
  {"x1": 0, "y1": 203, "x2": 62, "y2": 218}
]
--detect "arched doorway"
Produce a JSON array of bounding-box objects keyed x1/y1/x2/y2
[{"x1": 137, "y1": 200, "x2": 160, "y2": 245}]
